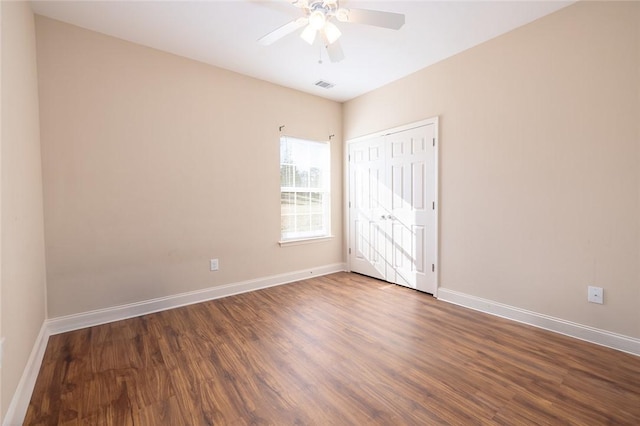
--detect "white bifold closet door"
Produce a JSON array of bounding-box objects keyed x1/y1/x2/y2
[{"x1": 348, "y1": 122, "x2": 437, "y2": 294}]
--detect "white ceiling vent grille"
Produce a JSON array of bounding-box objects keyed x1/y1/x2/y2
[{"x1": 315, "y1": 80, "x2": 335, "y2": 89}]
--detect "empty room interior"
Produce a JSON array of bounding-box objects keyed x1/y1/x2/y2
[{"x1": 2, "y1": 0, "x2": 640, "y2": 424}]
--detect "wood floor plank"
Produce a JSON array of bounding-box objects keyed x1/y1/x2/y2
[{"x1": 25, "y1": 272, "x2": 640, "y2": 425}]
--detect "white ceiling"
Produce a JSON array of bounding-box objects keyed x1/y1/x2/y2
[{"x1": 30, "y1": 0, "x2": 574, "y2": 102}]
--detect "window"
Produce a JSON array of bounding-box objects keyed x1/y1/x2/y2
[{"x1": 280, "y1": 136, "x2": 331, "y2": 242}]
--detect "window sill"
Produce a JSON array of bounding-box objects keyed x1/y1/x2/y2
[{"x1": 278, "y1": 236, "x2": 334, "y2": 247}]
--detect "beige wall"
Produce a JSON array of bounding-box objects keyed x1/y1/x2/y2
[
  {"x1": 1, "y1": 1, "x2": 3, "y2": 413},
  {"x1": 35, "y1": 16, "x2": 344, "y2": 318},
  {"x1": 1, "y1": 1, "x2": 48, "y2": 420},
  {"x1": 344, "y1": 1, "x2": 640, "y2": 338}
]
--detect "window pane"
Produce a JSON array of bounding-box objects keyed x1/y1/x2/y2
[
  {"x1": 295, "y1": 166, "x2": 309, "y2": 187},
  {"x1": 311, "y1": 214, "x2": 323, "y2": 232},
  {"x1": 296, "y1": 192, "x2": 311, "y2": 213},
  {"x1": 280, "y1": 165, "x2": 295, "y2": 187},
  {"x1": 281, "y1": 192, "x2": 295, "y2": 215},
  {"x1": 296, "y1": 214, "x2": 310, "y2": 233},
  {"x1": 310, "y1": 192, "x2": 322, "y2": 213},
  {"x1": 281, "y1": 215, "x2": 294, "y2": 233},
  {"x1": 309, "y1": 167, "x2": 322, "y2": 188},
  {"x1": 309, "y1": 143, "x2": 325, "y2": 164},
  {"x1": 280, "y1": 141, "x2": 292, "y2": 164}
]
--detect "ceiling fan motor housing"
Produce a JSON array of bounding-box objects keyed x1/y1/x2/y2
[{"x1": 308, "y1": 1, "x2": 340, "y2": 22}]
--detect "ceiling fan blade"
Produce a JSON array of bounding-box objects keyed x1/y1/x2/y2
[
  {"x1": 300, "y1": 24, "x2": 317, "y2": 45},
  {"x1": 326, "y1": 39, "x2": 345, "y2": 63},
  {"x1": 339, "y1": 8, "x2": 405, "y2": 30},
  {"x1": 258, "y1": 18, "x2": 308, "y2": 45}
]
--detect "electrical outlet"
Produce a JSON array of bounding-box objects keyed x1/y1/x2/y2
[
  {"x1": 210, "y1": 258, "x2": 219, "y2": 271},
  {"x1": 588, "y1": 286, "x2": 603, "y2": 304}
]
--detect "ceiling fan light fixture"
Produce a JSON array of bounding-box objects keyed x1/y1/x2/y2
[
  {"x1": 300, "y1": 24, "x2": 317, "y2": 45},
  {"x1": 323, "y1": 21, "x2": 341, "y2": 44},
  {"x1": 309, "y1": 10, "x2": 326, "y2": 30},
  {"x1": 335, "y1": 8, "x2": 349, "y2": 22}
]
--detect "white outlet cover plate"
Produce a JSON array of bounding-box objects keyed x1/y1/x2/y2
[
  {"x1": 210, "y1": 259, "x2": 219, "y2": 271},
  {"x1": 588, "y1": 286, "x2": 603, "y2": 304}
]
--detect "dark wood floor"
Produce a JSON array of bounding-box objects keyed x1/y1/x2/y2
[{"x1": 26, "y1": 272, "x2": 640, "y2": 425}]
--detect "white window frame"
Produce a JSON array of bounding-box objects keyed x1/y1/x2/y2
[{"x1": 279, "y1": 136, "x2": 331, "y2": 245}]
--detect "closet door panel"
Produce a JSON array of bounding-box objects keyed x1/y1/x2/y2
[{"x1": 349, "y1": 137, "x2": 386, "y2": 280}]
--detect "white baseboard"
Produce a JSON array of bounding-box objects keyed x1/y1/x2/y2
[
  {"x1": 48, "y1": 262, "x2": 346, "y2": 335},
  {"x1": 4, "y1": 263, "x2": 345, "y2": 426},
  {"x1": 437, "y1": 288, "x2": 640, "y2": 357},
  {"x1": 3, "y1": 323, "x2": 50, "y2": 426}
]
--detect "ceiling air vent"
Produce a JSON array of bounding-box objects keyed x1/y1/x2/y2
[{"x1": 315, "y1": 80, "x2": 335, "y2": 89}]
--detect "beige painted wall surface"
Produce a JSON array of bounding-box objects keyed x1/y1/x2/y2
[
  {"x1": 344, "y1": 1, "x2": 640, "y2": 338},
  {"x1": 1, "y1": 0, "x2": 3, "y2": 414},
  {"x1": 1, "y1": 1, "x2": 47, "y2": 419},
  {"x1": 35, "y1": 16, "x2": 343, "y2": 318}
]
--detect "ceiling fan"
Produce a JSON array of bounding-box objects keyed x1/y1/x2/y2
[{"x1": 258, "y1": 0, "x2": 405, "y2": 63}]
